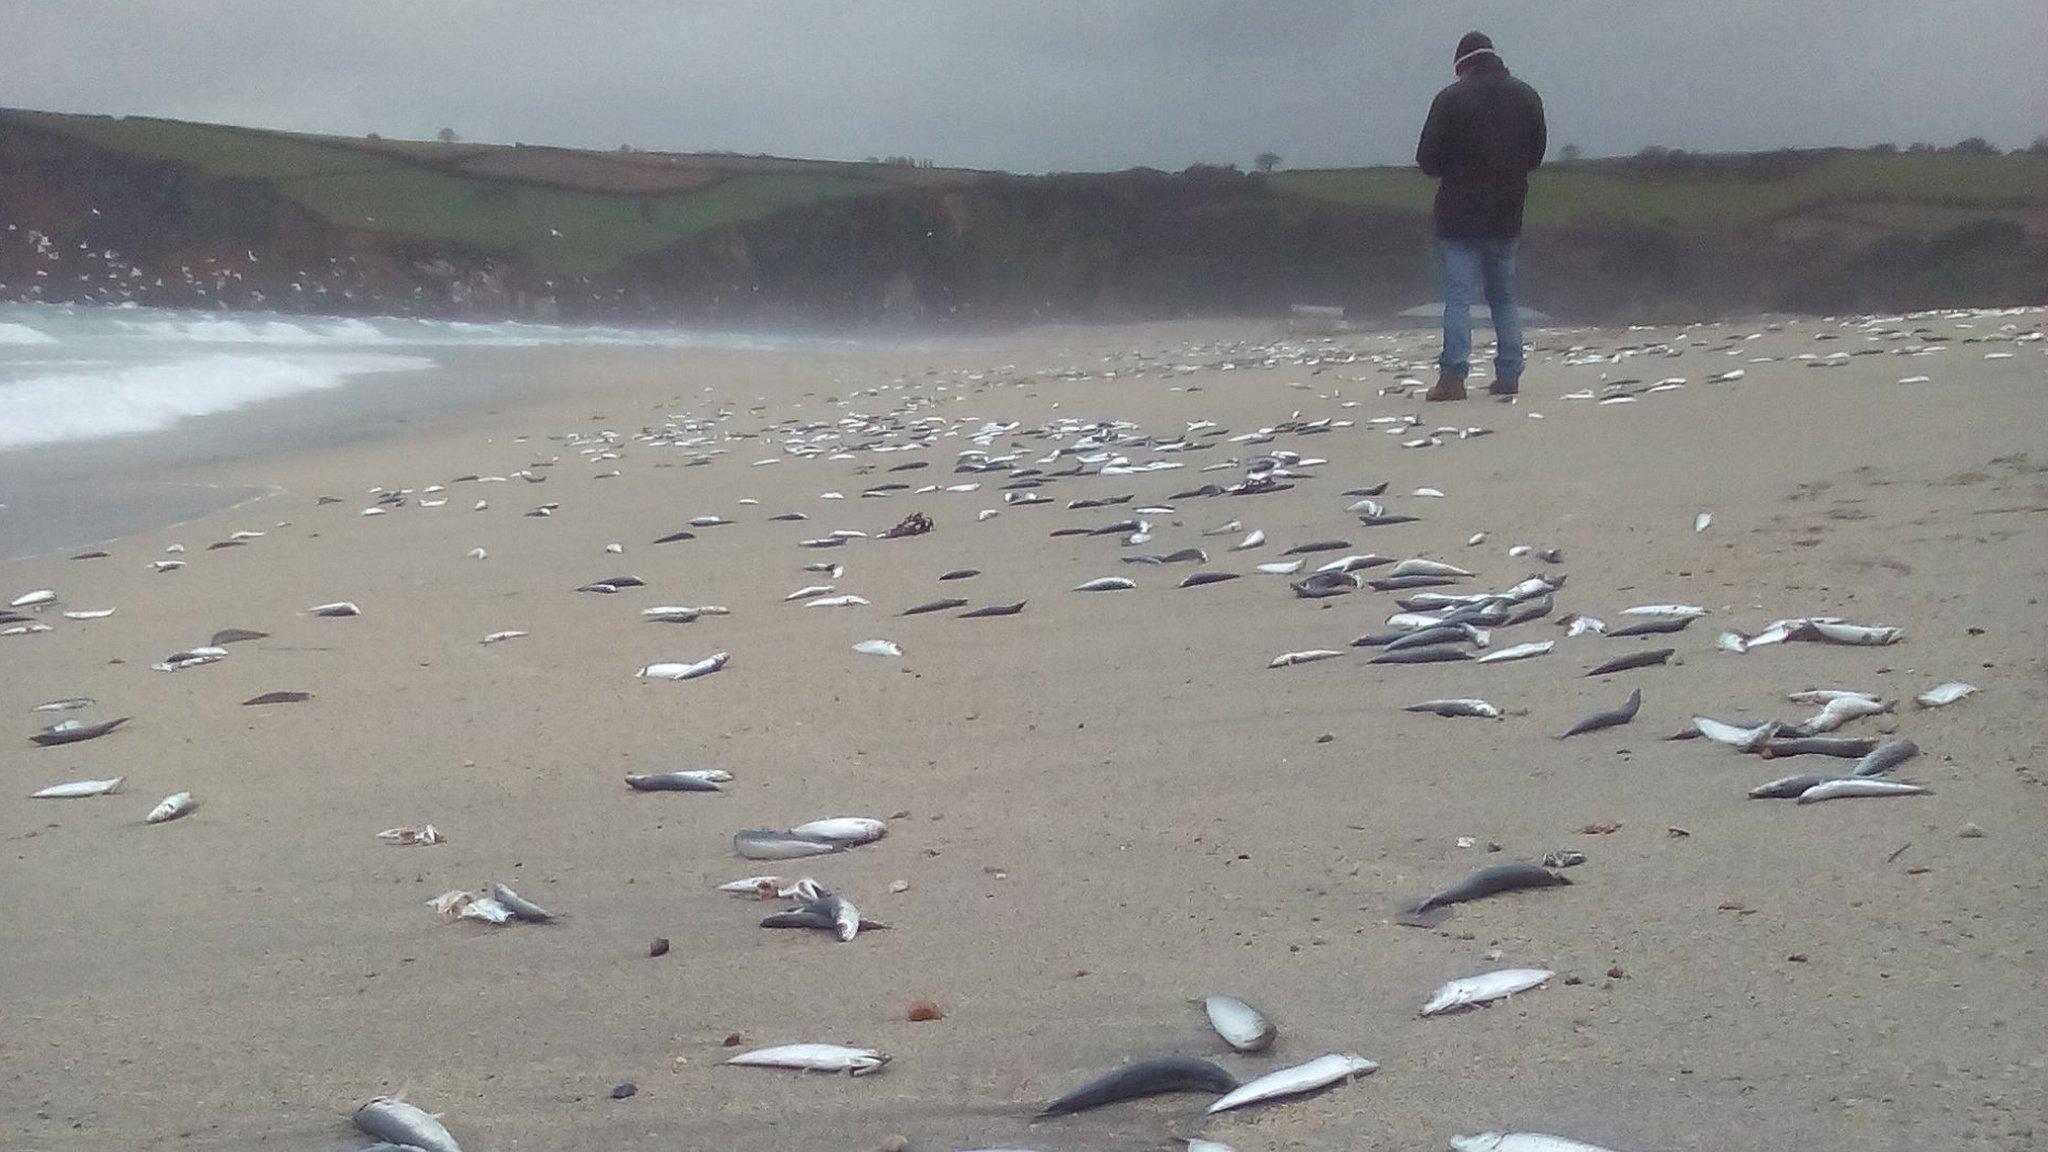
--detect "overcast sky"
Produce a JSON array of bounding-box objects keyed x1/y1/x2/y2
[{"x1": 5, "y1": 2, "x2": 2043, "y2": 171}]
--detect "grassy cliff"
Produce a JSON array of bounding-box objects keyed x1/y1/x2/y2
[{"x1": 3, "y1": 108, "x2": 2043, "y2": 323}]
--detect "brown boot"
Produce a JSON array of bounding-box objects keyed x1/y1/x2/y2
[{"x1": 1425, "y1": 371, "x2": 1467, "y2": 402}]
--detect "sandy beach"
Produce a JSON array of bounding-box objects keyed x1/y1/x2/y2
[{"x1": 3, "y1": 312, "x2": 2045, "y2": 1152}]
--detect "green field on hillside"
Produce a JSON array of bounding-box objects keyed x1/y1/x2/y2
[
  {"x1": 1274, "y1": 151, "x2": 2048, "y2": 228},
  {"x1": 11, "y1": 111, "x2": 896, "y2": 275},
  {"x1": 13, "y1": 109, "x2": 2046, "y2": 278}
]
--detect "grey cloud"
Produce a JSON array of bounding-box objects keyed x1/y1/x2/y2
[{"x1": 3, "y1": 0, "x2": 2042, "y2": 172}]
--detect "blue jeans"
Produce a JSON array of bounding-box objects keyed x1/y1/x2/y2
[{"x1": 1438, "y1": 238, "x2": 1524, "y2": 389}]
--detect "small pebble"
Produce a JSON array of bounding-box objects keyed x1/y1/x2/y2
[
  {"x1": 648, "y1": 938, "x2": 670, "y2": 958},
  {"x1": 610, "y1": 1083, "x2": 636, "y2": 1100},
  {"x1": 1787, "y1": 953, "x2": 1809, "y2": 963},
  {"x1": 1959, "y1": 823, "x2": 1986, "y2": 838},
  {"x1": 907, "y1": 1000, "x2": 942, "y2": 1022},
  {"x1": 888, "y1": 880, "x2": 910, "y2": 893}
]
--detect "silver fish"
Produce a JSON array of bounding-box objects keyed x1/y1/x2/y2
[
  {"x1": 31, "y1": 776, "x2": 124, "y2": 799},
  {"x1": 725, "y1": 1043, "x2": 888, "y2": 1075},
  {"x1": 1452, "y1": 1133, "x2": 1623, "y2": 1152},
  {"x1": 1205, "y1": 1052, "x2": 1377, "y2": 1114},
  {"x1": 638, "y1": 652, "x2": 728, "y2": 680},
  {"x1": 1796, "y1": 778, "x2": 1930, "y2": 803},
  {"x1": 147, "y1": 792, "x2": 197, "y2": 823},
  {"x1": 1203, "y1": 994, "x2": 1276, "y2": 1052},
  {"x1": 1421, "y1": 967, "x2": 1553, "y2": 1016},
  {"x1": 352, "y1": 1093, "x2": 462, "y2": 1152},
  {"x1": 1915, "y1": 681, "x2": 1976, "y2": 708}
]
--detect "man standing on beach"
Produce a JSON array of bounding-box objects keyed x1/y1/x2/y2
[{"x1": 1417, "y1": 31, "x2": 1546, "y2": 402}]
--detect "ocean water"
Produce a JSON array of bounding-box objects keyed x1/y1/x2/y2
[{"x1": 0, "y1": 303, "x2": 820, "y2": 453}]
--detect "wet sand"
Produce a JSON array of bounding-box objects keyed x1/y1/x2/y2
[{"x1": 3, "y1": 313, "x2": 2045, "y2": 1152}]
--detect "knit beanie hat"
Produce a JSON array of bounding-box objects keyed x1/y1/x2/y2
[{"x1": 1454, "y1": 32, "x2": 1497, "y2": 71}]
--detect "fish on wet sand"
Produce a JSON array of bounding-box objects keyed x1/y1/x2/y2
[
  {"x1": 1475, "y1": 640, "x2": 1551, "y2": 664},
  {"x1": 31, "y1": 776, "x2": 125, "y2": 799},
  {"x1": 734, "y1": 829, "x2": 845, "y2": 860},
  {"x1": 1400, "y1": 863, "x2": 1570, "y2": 926},
  {"x1": 725, "y1": 1043, "x2": 889, "y2": 1075},
  {"x1": 1204, "y1": 994, "x2": 1276, "y2": 1052},
  {"x1": 1560, "y1": 688, "x2": 1642, "y2": 738},
  {"x1": 1405, "y1": 698, "x2": 1502, "y2": 719},
  {"x1": 1421, "y1": 967, "x2": 1555, "y2": 1016},
  {"x1": 30, "y1": 716, "x2": 129, "y2": 746},
  {"x1": 1039, "y1": 1057, "x2": 1239, "y2": 1116},
  {"x1": 1453, "y1": 1133, "x2": 1624, "y2": 1152},
  {"x1": 1270, "y1": 649, "x2": 1343, "y2": 668},
  {"x1": 1797, "y1": 778, "x2": 1931, "y2": 803},
  {"x1": 1585, "y1": 648, "x2": 1673, "y2": 676},
  {"x1": 638, "y1": 652, "x2": 728, "y2": 680},
  {"x1": 1205, "y1": 1052, "x2": 1377, "y2": 1114},
  {"x1": 353, "y1": 1093, "x2": 462, "y2": 1152},
  {"x1": 1915, "y1": 682, "x2": 1976, "y2": 708},
  {"x1": 625, "y1": 770, "x2": 731, "y2": 792},
  {"x1": 147, "y1": 792, "x2": 197, "y2": 824}
]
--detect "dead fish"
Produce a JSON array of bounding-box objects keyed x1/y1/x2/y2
[
  {"x1": 31, "y1": 716, "x2": 128, "y2": 746},
  {"x1": 1559, "y1": 689, "x2": 1642, "y2": 738},
  {"x1": 32, "y1": 696, "x2": 95, "y2": 712},
  {"x1": 31, "y1": 776, "x2": 125, "y2": 799},
  {"x1": 853, "y1": 639, "x2": 904, "y2": 657},
  {"x1": 1291, "y1": 571, "x2": 1360, "y2": 599},
  {"x1": 1797, "y1": 778, "x2": 1931, "y2": 803},
  {"x1": 480, "y1": 630, "x2": 527, "y2": 645},
  {"x1": 724, "y1": 1043, "x2": 888, "y2": 1075},
  {"x1": 209, "y1": 628, "x2": 268, "y2": 645},
  {"x1": 1421, "y1": 967, "x2": 1554, "y2": 1016},
  {"x1": 1203, "y1": 994, "x2": 1276, "y2": 1052},
  {"x1": 490, "y1": 882, "x2": 555, "y2": 922},
  {"x1": 1759, "y1": 735, "x2": 1878, "y2": 759},
  {"x1": 625, "y1": 770, "x2": 728, "y2": 792},
  {"x1": 1692, "y1": 717, "x2": 1777, "y2": 750},
  {"x1": 1748, "y1": 771, "x2": 1837, "y2": 799},
  {"x1": 1605, "y1": 617, "x2": 1691, "y2": 638},
  {"x1": 1453, "y1": 1132, "x2": 1622, "y2": 1152},
  {"x1": 1371, "y1": 574, "x2": 1460, "y2": 591},
  {"x1": 9, "y1": 589, "x2": 55, "y2": 608},
  {"x1": 1371, "y1": 645, "x2": 1472, "y2": 664},
  {"x1": 1258, "y1": 560, "x2": 1305, "y2": 575},
  {"x1": 1620, "y1": 604, "x2": 1704, "y2": 618},
  {"x1": 1390, "y1": 558, "x2": 1472, "y2": 579},
  {"x1": 1231, "y1": 529, "x2": 1265, "y2": 551},
  {"x1": 637, "y1": 652, "x2": 729, "y2": 680},
  {"x1": 939, "y1": 568, "x2": 980, "y2": 580},
  {"x1": 1284, "y1": 539, "x2": 1352, "y2": 556},
  {"x1": 352, "y1": 1093, "x2": 462, "y2": 1152},
  {"x1": 1405, "y1": 698, "x2": 1502, "y2": 719},
  {"x1": 734, "y1": 829, "x2": 844, "y2": 860},
  {"x1": 1475, "y1": 640, "x2": 1552, "y2": 664},
  {"x1": 1074, "y1": 577, "x2": 1136, "y2": 592},
  {"x1": 1400, "y1": 863, "x2": 1571, "y2": 926},
  {"x1": 1915, "y1": 682, "x2": 1976, "y2": 708},
  {"x1": 147, "y1": 792, "x2": 197, "y2": 824},
  {"x1": 376, "y1": 825, "x2": 443, "y2": 845},
  {"x1": 1040, "y1": 1057, "x2": 1239, "y2": 1116},
  {"x1": 152, "y1": 646, "x2": 226, "y2": 672},
  {"x1": 1852, "y1": 739, "x2": 1919, "y2": 777},
  {"x1": 1359, "y1": 513, "x2": 1421, "y2": 526},
  {"x1": 1806, "y1": 621, "x2": 1903, "y2": 645},
  {"x1": 652, "y1": 530, "x2": 697, "y2": 544},
  {"x1": 1585, "y1": 649, "x2": 1673, "y2": 676},
  {"x1": 1270, "y1": 649, "x2": 1343, "y2": 668},
  {"x1": 306, "y1": 601, "x2": 361, "y2": 617},
  {"x1": 903, "y1": 597, "x2": 969, "y2": 615},
  {"x1": 788, "y1": 816, "x2": 886, "y2": 844},
  {"x1": 959, "y1": 601, "x2": 1026, "y2": 618},
  {"x1": 1564, "y1": 615, "x2": 1607, "y2": 637},
  {"x1": 1205, "y1": 1053, "x2": 1377, "y2": 1114}
]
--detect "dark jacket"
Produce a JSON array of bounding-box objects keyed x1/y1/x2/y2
[{"x1": 1416, "y1": 58, "x2": 1547, "y2": 239}]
